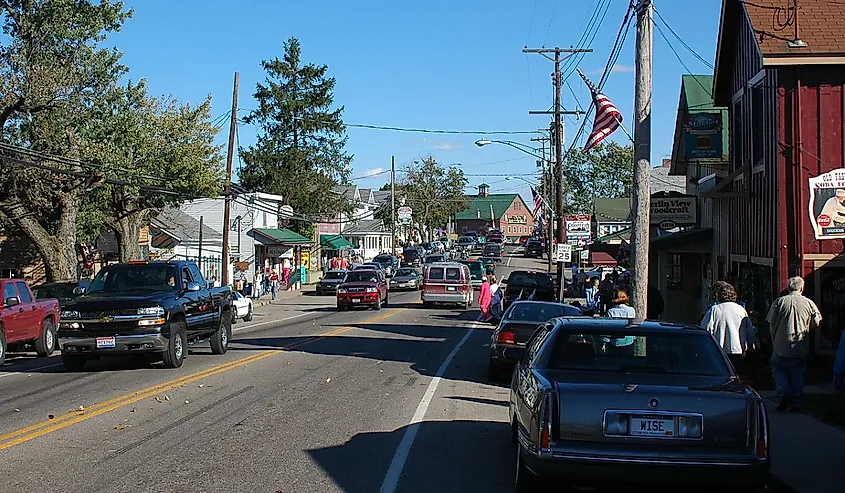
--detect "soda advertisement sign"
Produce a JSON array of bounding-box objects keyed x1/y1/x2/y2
[
  {"x1": 565, "y1": 214, "x2": 592, "y2": 240},
  {"x1": 809, "y1": 168, "x2": 845, "y2": 240}
]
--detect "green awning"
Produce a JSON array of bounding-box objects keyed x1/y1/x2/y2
[
  {"x1": 249, "y1": 228, "x2": 311, "y2": 245},
  {"x1": 320, "y1": 234, "x2": 353, "y2": 250}
]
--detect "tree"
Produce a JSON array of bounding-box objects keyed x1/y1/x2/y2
[
  {"x1": 239, "y1": 37, "x2": 352, "y2": 236},
  {"x1": 401, "y1": 157, "x2": 468, "y2": 241},
  {"x1": 563, "y1": 142, "x2": 634, "y2": 214},
  {"x1": 0, "y1": 1, "x2": 132, "y2": 281},
  {"x1": 82, "y1": 80, "x2": 223, "y2": 261}
]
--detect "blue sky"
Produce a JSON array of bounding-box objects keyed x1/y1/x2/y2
[{"x1": 110, "y1": 0, "x2": 722, "y2": 203}]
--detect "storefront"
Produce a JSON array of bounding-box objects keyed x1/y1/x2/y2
[{"x1": 249, "y1": 228, "x2": 312, "y2": 290}]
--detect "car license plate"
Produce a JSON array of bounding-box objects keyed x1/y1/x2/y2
[
  {"x1": 447, "y1": 286, "x2": 457, "y2": 291},
  {"x1": 629, "y1": 416, "x2": 674, "y2": 437},
  {"x1": 352, "y1": 299, "x2": 361, "y2": 303},
  {"x1": 96, "y1": 337, "x2": 116, "y2": 349}
]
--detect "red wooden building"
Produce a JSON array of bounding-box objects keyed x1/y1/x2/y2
[{"x1": 712, "y1": 0, "x2": 845, "y2": 354}]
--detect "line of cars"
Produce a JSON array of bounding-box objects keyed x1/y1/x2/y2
[{"x1": 484, "y1": 298, "x2": 772, "y2": 490}]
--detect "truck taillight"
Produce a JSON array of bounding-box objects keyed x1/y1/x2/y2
[
  {"x1": 756, "y1": 401, "x2": 769, "y2": 460},
  {"x1": 496, "y1": 330, "x2": 515, "y2": 345},
  {"x1": 540, "y1": 392, "x2": 552, "y2": 451}
]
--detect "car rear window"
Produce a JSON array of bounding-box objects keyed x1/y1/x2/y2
[
  {"x1": 344, "y1": 271, "x2": 379, "y2": 283},
  {"x1": 373, "y1": 255, "x2": 393, "y2": 263},
  {"x1": 323, "y1": 272, "x2": 346, "y2": 280},
  {"x1": 426, "y1": 255, "x2": 445, "y2": 263},
  {"x1": 428, "y1": 267, "x2": 444, "y2": 280},
  {"x1": 403, "y1": 249, "x2": 422, "y2": 259},
  {"x1": 548, "y1": 330, "x2": 730, "y2": 377},
  {"x1": 506, "y1": 303, "x2": 581, "y2": 322},
  {"x1": 445, "y1": 267, "x2": 462, "y2": 280},
  {"x1": 508, "y1": 272, "x2": 554, "y2": 288}
]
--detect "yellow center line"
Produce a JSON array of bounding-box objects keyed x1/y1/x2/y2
[{"x1": 0, "y1": 307, "x2": 407, "y2": 451}]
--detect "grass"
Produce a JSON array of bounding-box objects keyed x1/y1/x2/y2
[{"x1": 801, "y1": 392, "x2": 845, "y2": 427}]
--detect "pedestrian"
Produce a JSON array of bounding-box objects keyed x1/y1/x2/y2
[
  {"x1": 489, "y1": 275, "x2": 502, "y2": 321},
  {"x1": 700, "y1": 281, "x2": 756, "y2": 376},
  {"x1": 252, "y1": 270, "x2": 262, "y2": 299},
  {"x1": 269, "y1": 270, "x2": 280, "y2": 301},
  {"x1": 647, "y1": 284, "x2": 665, "y2": 320},
  {"x1": 767, "y1": 276, "x2": 822, "y2": 412},
  {"x1": 598, "y1": 273, "x2": 615, "y2": 315},
  {"x1": 603, "y1": 289, "x2": 636, "y2": 356},
  {"x1": 479, "y1": 276, "x2": 492, "y2": 321},
  {"x1": 282, "y1": 258, "x2": 291, "y2": 290}
]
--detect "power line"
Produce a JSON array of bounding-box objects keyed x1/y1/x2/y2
[
  {"x1": 653, "y1": 8, "x2": 714, "y2": 70},
  {"x1": 237, "y1": 117, "x2": 540, "y2": 136},
  {"x1": 543, "y1": 0, "x2": 559, "y2": 45}
]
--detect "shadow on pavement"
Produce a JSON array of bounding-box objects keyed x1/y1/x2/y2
[{"x1": 444, "y1": 395, "x2": 508, "y2": 407}]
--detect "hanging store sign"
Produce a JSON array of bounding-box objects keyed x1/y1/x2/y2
[
  {"x1": 809, "y1": 168, "x2": 845, "y2": 240},
  {"x1": 565, "y1": 214, "x2": 592, "y2": 240},
  {"x1": 266, "y1": 245, "x2": 293, "y2": 258},
  {"x1": 508, "y1": 215, "x2": 528, "y2": 224},
  {"x1": 650, "y1": 193, "x2": 697, "y2": 226},
  {"x1": 397, "y1": 206, "x2": 413, "y2": 225},
  {"x1": 683, "y1": 112, "x2": 724, "y2": 160}
]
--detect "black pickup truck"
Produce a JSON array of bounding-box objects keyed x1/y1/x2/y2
[
  {"x1": 57, "y1": 260, "x2": 232, "y2": 371},
  {"x1": 501, "y1": 270, "x2": 557, "y2": 311}
]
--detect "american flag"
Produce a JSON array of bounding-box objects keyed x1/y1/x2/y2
[
  {"x1": 531, "y1": 186, "x2": 543, "y2": 218},
  {"x1": 577, "y1": 68, "x2": 623, "y2": 152}
]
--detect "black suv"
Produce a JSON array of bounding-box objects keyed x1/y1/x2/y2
[{"x1": 524, "y1": 239, "x2": 544, "y2": 258}]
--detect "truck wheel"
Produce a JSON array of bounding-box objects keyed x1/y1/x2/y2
[
  {"x1": 0, "y1": 330, "x2": 6, "y2": 366},
  {"x1": 243, "y1": 305, "x2": 254, "y2": 322},
  {"x1": 373, "y1": 296, "x2": 382, "y2": 311},
  {"x1": 35, "y1": 318, "x2": 57, "y2": 357},
  {"x1": 231, "y1": 306, "x2": 238, "y2": 324},
  {"x1": 162, "y1": 321, "x2": 186, "y2": 368},
  {"x1": 61, "y1": 354, "x2": 87, "y2": 372},
  {"x1": 210, "y1": 311, "x2": 231, "y2": 355}
]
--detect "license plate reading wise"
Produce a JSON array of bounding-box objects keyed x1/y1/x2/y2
[
  {"x1": 96, "y1": 337, "x2": 116, "y2": 349},
  {"x1": 629, "y1": 416, "x2": 674, "y2": 437}
]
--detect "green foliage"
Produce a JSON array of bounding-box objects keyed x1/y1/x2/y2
[
  {"x1": 239, "y1": 37, "x2": 352, "y2": 233},
  {"x1": 564, "y1": 142, "x2": 634, "y2": 214},
  {"x1": 400, "y1": 156, "x2": 468, "y2": 236}
]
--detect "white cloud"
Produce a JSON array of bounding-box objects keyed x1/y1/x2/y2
[
  {"x1": 433, "y1": 142, "x2": 462, "y2": 151},
  {"x1": 611, "y1": 63, "x2": 635, "y2": 74},
  {"x1": 360, "y1": 167, "x2": 385, "y2": 177}
]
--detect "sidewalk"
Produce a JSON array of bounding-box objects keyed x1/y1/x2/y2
[
  {"x1": 251, "y1": 284, "x2": 316, "y2": 307},
  {"x1": 762, "y1": 385, "x2": 845, "y2": 493}
]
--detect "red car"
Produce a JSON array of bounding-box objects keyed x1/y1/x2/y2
[
  {"x1": 0, "y1": 278, "x2": 61, "y2": 364},
  {"x1": 336, "y1": 269, "x2": 389, "y2": 311}
]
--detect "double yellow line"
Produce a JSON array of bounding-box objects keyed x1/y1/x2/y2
[{"x1": 0, "y1": 307, "x2": 406, "y2": 451}]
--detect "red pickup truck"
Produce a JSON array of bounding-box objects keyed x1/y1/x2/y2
[{"x1": 0, "y1": 279, "x2": 61, "y2": 364}]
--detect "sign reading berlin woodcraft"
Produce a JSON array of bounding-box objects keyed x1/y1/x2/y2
[
  {"x1": 809, "y1": 168, "x2": 845, "y2": 240},
  {"x1": 650, "y1": 192, "x2": 697, "y2": 226},
  {"x1": 565, "y1": 214, "x2": 592, "y2": 240}
]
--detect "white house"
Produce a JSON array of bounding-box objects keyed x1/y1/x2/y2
[{"x1": 342, "y1": 219, "x2": 393, "y2": 260}]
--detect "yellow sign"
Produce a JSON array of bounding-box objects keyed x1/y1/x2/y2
[
  {"x1": 301, "y1": 250, "x2": 310, "y2": 268},
  {"x1": 508, "y1": 215, "x2": 527, "y2": 224}
]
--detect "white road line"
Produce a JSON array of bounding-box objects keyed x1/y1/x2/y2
[
  {"x1": 506, "y1": 253, "x2": 513, "y2": 267},
  {"x1": 379, "y1": 318, "x2": 479, "y2": 493},
  {"x1": 233, "y1": 311, "x2": 311, "y2": 333},
  {"x1": 0, "y1": 362, "x2": 63, "y2": 378}
]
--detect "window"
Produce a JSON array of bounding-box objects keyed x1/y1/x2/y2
[
  {"x1": 749, "y1": 82, "x2": 764, "y2": 168},
  {"x1": 445, "y1": 267, "x2": 461, "y2": 280},
  {"x1": 15, "y1": 282, "x2": 32, "y2": 303},
  {"x1": 3, "y1": 283, "x2": 18, "y2": 302},
  {"x1": 731, "y1": 94, "x2": 743, "y2": 172},
  {"x1": 668, "y1": 253, "x2": 683, "y2": 290},
  {"x1": 523, "y1": 324, "x2": 552, "y2": 364},
  {"x1": 428, "y1": 267, "x2": 445, "y2": 280}
]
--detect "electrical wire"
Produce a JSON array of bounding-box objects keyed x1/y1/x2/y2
[
  {"x1": 653, "y1": 7, "x2": 714, "y2": 70},
  {"x1": 238, "y1": 116, "x2": 539, "y2": 136}
]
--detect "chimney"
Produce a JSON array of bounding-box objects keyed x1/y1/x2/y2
[
  {"x1": 477, "y1": 183, "x2": 490, "y2": 198},
  {"x1": 662, "y1": 158, "x2": 671, "y2": 168}
]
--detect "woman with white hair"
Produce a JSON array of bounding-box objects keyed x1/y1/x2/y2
[{"x1": 700, "y1": 281, "x2": 756, "y2": 374}]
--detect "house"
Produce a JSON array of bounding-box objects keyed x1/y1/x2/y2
[
  {"x1": 341, "y1": 219, "x2": 393, "y2": 260},
  {"x1": 454, "y1": 184, "x2": 534, "y2": 238},
  {"x1": 316, "y1": 184, "x2": 389, "y2": 235},
  {"x1": 696, "y1": 0, "x2": 845, "y2": 354},
  {"x1": 150, "y1": 208, "x2": 224, "y2": 281}
]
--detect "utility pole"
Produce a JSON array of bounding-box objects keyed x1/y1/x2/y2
[
  {"x1": 631, "y1": 0, "x2": 653, "y2": 323},
  {"x1": 524, "y1": 47, "x2": 590, "y2": 302},
  {"x1": 221, "y1": 72, "x2": 240, "y2": 286},
  {"x1": 391, "y1": 155, "x2": 396, "y2": 255},
  {"x1": 198, "y1": 215, "x2": 204, "y2": 272},
  {"x1": 531, "y1": 134, "x2": 554, "y2": 274}
]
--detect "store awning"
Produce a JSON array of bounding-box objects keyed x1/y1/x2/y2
[
  {"x1": 249, "y1": 228, "x2": 311, "y2": 245},
  {"x1": 320, "y1": 234, "x2": 353, "y2": 250},
  {"x1": 591, "y1": 252, "x2": 618, "y2": 266},
  {"x1": 650, "y1": 228, "x2": 713, "y2": 251}
]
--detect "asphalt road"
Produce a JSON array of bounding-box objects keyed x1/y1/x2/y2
[{"x1": 0, "y1": 248, "x2": 780, "y2": 493}]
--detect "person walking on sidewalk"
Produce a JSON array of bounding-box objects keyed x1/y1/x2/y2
[
  {"x1": 700, "y1": 281, "x2": 756, "y2": 376},
  {"x1": 269, "y1": 270, "x2": 280, "y2": 301},
  {"x1": 767, "y1": 276, "x2": 822, "y2": 412}
]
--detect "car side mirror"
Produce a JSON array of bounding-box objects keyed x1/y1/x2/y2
[
  {"x1": 501, "y1": 278, "x2": 508, "y2": 284},
  {"x1": 185, "y1": 281, "x2": 202, "y2": 292},
  {"x1": 4, "y1": 296, "x2": 20, "y2": 307},
  {"x1": 502, "y1": 347, "x2": 524, "y2": 362},
  {"x1": 72, "y1": 286, "x2": 87, "y2": 296}
]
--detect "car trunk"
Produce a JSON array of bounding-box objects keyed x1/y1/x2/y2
[
  {"x1": 500, "y1": 321, "x2": 544, "y2": 345},
  {"x1": 504, "y1": 285, "x2": 555, "y2": 305},
  {"x1": 550, "y1": 371, "x2": 750, "y2": 449}
]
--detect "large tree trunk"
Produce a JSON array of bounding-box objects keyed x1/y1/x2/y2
[
  {"x1": 110, "y1": 213, "x2": 145, "y2": 263},
  {"x1": 1, "y1": 196, "x2": 79, "y2": 282}
]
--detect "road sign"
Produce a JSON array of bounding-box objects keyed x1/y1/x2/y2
[
  {"x1": 554, "y1": 243, "x2": 572, "y2": 263},
  {"x1": 279, "y1": 205, "x2": 294, "y2": 220},
  {"x1": 397, "y1": 206, "x2": 413, "y2": 225}
]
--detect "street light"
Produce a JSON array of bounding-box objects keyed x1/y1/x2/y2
[{"x1": 474, "y1": 139, "x2": 545, "y2": 160}]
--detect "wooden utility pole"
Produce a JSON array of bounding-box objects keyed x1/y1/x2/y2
[
  {"x1": 531, "y1": 134, "x2": 554, "y2": 274},
  {"x1": 391, "y1": 155, "x2": 396, "y2": 255},
  {"x1": 198, "y1": 215, "x2": 204, "y2": 272},
  {"x1": 631, "y1": 0, "x2": 653, "y2": 322},
  {"x1": 524, "y1": 47, "x2": 590, "y2": 302},
  {"x1": 221, "y1": 72, "x2": 240, "y2": 286}
]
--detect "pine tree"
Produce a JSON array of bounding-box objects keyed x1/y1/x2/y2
[{"x1": 239, "y1": 37, "x2": 352, "y2": 235}]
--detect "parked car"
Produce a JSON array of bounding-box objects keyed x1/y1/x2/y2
[
  {"x1": 31, "y1": 280, "x2": 91, "y2": 307},
  {"x1": 421, "y1": 262, "x2": 472, "y2": 308},
  {"x1": 57, "y1": 260, "x2": 232, "y2": 371},
  {"x1": 389, "y1": 267, "x2": 422, "y2": 291},
  {"x1": 509, "y1": 317, "x2": 771, "y2": 491},
  {"x1": 482, "y1": 242, "x2": 502, "y2": 262},
  {"x1": 487, "y1": 300, "x2": 583, "y2": 380},
  {"x1": 457, "y1": 259, "x2": 484, "y2": 290},
  {"x1": 316, "y1": 270, "x2": 349, "y2": 295},
  {"x1": 230, "y1": 291, "x2": 254, "y2": 323},
  {"x1": 336, "y1": 269, "x2": 388, "y2": 311},
  {"x1": 502, "y1": 270, "x2": 557, "y2": 311},
  {"x1": 401, "y1": 247, "x2": 425, "y2": 268},
  {"x1": 524, "y1": 239, "x2": 545, "y2": 258},
  {"x1": 372, "y1": 254, "x2": 399, "y2": 276},
  {"x1": 0, "y1": 279, "x2": 61, "y2": 364}
]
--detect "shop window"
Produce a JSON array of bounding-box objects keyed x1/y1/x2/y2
[{"x1": 667, "y1": 254, "x2": 683, "y2": 290}]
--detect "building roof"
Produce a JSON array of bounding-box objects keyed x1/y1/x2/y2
[
  {"x1": 152, "y1": 208, "x2": 222, "y2": 242},
  {"x1": 651, "y1": 164, "x2": 687, "y2": 194},
  {"x1": 455, "y1": 194, "x2": 519, "y2": 221},
  {"x1": 358, "y1": 188, "x2": 374, "y2": 204},
  {"x1": 593, "y1": 197, "x2": 631, "y2": 223},
  {"x1": 372, "y1": 190, "x2": 391, "y2": 205},
  {"x1": 342, "y1": 219, "x2": 391, "y2": 235},
  {"x1": 320, "y1": 234, "x2": 354, "y2": 250},
  {"x1": 333, "y1": 185, "x2": 359, "y2": 202},
  {"x1": 250, "y1": 228, "x2": 311, "y2": 245},
  {"x1": 714, "y1": 0, "x2": 845, "y2": 103},
  {"x1": 670, "y1": 75, "x2": 729, "y2": 176}
]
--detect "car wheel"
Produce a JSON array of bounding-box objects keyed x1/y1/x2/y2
[
  {"x1": 384, "y1": 293, "x2": 389, "y2": 306},
  {"x1": 243, "y1": 304, "x2": 254, "y2": 322},
  {"x1": 515, "y1": 444, "x2": 538, "y2": 492},
  {"x1": 337, "y1": 304, "x2": 345, "y2": 311},
  {"x1": 374, "y1": 296, "x2": 382, "y2": 311},
  {"x1": 210, "y1": 311, "x2": 231, "y2": 355},
  {"x1": 0, "y1": 329, "x2": 6, "y2": 365},
  {"x1": 61, "y1": 353, "x2": 87, "y2": 372},
  {"x1": 162, "y1": 320, "x2": 187, "y2": 368},
  {"x1": 35, "y1": 318, "x2": 57, "y2": 357},
  {"x1": 423, "y1": 301, "x2": 434, "y2": 309},
  {"x1": 231, "y1": 306, "x2": 238, "y2": 324}
]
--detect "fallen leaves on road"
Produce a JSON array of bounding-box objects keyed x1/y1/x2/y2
[
  {"x1": 199, "y1": 384, "x2": 204, "y2": 388},
  {"x1": 184, "y1": 400, "x2": 190, "y2": 404},
  {"x1": 13, "y1": 408, "x2": 19, "y2": 412},
  {"x1": 325, "y1": 377, "x2": 332, "y2": 383},
  {"x1": 114, "y1": 424, "x2": 132, "y2": 431},
  {"x1": 48, "y1": 414, "x2": 54, "y2": 419}
]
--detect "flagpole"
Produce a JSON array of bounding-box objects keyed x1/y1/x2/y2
[{"x1": 576, "y1": 68, "x2": 635, "y2": 145}]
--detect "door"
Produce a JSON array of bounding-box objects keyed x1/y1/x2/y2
[
  {"x1": 188, "y1": 263, "x2": 216, "y2": 330},
  {"x1": 179, "y1": 266, "x2": 203, "y2": 331},
  {"x1": 13, "y1": 281, "x2": 41, "y2": 341},
  {"x1": 1, "y1": 282, "x2": 24, "y2": 343}
]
